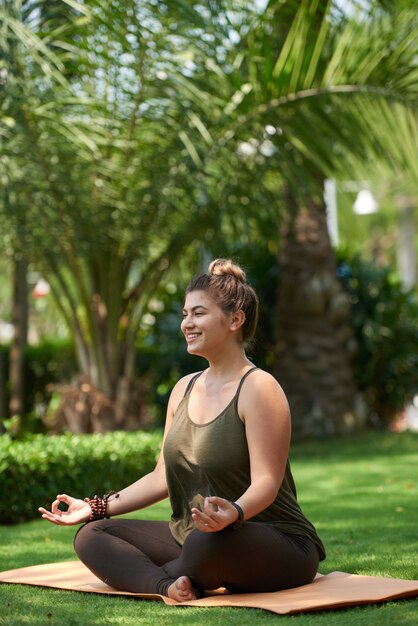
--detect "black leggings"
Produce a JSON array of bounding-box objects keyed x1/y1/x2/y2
[{"x1": 74, "y1": 519, "x2": 319, "y2": 597}]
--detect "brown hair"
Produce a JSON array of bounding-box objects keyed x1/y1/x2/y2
[{"x1": 186, "y1": 259, "x2": 259, "y2": 342}]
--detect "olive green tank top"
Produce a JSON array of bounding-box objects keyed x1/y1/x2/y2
[{"x1": 163, "y1": 368, "x2": 325, "y2": 560}]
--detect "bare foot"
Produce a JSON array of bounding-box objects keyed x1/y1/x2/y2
[{"x1": 167, "y1": 576, "x2": 198, "y2": 602}]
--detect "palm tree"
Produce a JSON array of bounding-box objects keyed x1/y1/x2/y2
[
  {"x1": 1, "y1": 0, "x2": 416, "y2": 434},
  {"x1": 262, "y1": 0, "x2": 417, "y2": 435},
  {"x1": 0, "y1": 0, "x2": 237, "y2": 431},
  {"x1": 166, "y1": 0, "x2": 417, "y2": 435}
]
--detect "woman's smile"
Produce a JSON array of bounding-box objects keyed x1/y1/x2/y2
[{"x1": 185, "y1": 332, "x2": 202, "y2": 343}]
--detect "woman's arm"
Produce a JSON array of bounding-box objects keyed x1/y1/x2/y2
[
  {"x1": 107, "y1": 372, "x2": 197, "y2": 515},
  {"x1": 234, "y1": 369, "x2": 291, "y2": 519},
  {"x1": 39, "y1": 373, "x2": 196, "y2": 525},
  {"x1": 38, "y1": 464, "x2": 169, "y2": 526}
]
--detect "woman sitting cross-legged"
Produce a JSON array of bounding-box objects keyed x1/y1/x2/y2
[{"x1": 39, "y1": 258, "x2": 326, "y2": 602}]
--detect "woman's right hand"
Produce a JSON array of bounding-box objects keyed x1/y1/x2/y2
[{"x1": 38, "y1": 494, "x2": 92, "y2": 526}]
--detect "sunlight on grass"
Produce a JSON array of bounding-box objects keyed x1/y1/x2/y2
[{"x1": 1, "y1": 431, "x2": 417, "y2": 626}]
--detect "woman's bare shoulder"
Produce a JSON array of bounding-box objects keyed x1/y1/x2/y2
[
  {"x1": 167, "y1": 371, "x2": 203, "y2": 414},
  {"x1": 241, "y1": 368, "x2": 290, "y2": 413},
  {"x1": 247, "y1": 368, "x2": 285, "y2": 392}
]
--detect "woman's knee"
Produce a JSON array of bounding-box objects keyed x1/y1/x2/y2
[
  {"x1": 73, "y1": 522, "x2": 90, "y2": 556},
  {"x1": 73, "y1": 521, "x2": 103, "y2": 558},
  {"x1": 181, "y1": 529, "x2": 230, "y2": 567}
]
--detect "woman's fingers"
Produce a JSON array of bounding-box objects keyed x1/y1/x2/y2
[
  {"x1": 191, "y1": 504, "x2": 227, "y2": 532},
  {"x1": 51, "y1": 499, "x2": 62, "y2": 515},
  {"x1": 38, "y1": 508, "x2": 64, "y2": 525},
  {"x1": 192, "y1": 496, "x2": 240, "y2": 532},
  {"x1": 191, "y1": 508, "x2": 212, "y2": 528},
  {"x1": 205, "y1": 495, "x2": 227, "y2": 509},
  {"x1": 38, "y1": 494, "x2": 77, "y2": 525},
  {"x1": 56, "y1": 493, "x2": 73, "y2": 506}
]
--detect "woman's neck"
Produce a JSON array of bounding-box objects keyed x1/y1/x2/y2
[{"x1": 205, "y1": 347, "x2": 253, "y2": 382}]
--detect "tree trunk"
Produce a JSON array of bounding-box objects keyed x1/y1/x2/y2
[
  {"x1": 8, "y1": 256, "x2": 29, "y2": 428},
  {"x1": 274, "y1": 194, "x2": 363, "y2": 438},
  {"x1": 45, "y1": 318, "x2": 148, "y2": 433}
]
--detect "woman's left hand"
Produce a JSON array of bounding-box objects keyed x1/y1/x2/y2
[{"x1": 191, "y1": 496, "x2": 240, "y2": 532}]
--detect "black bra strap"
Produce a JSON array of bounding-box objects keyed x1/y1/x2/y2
[
  {"x1": 234, "y1": 366, "x2": 258, "y2": 407},
  {"x1": 183, "y1": 372, "x2": 203, "y2": 398}
]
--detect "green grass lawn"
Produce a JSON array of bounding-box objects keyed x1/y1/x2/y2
[{"x1": 1, "y1": 430, "x2": 417, "y2": 625}]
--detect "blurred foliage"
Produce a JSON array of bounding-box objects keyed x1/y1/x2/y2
[
  {"x1": 0, "y1": 339, "x2": 77, "y2": 428},
  {"x1": 337, "y1": 250, "x2": 418, "y2": 424},
  {"x1": 0, "y1": 257, "x2": 12, "y2": 325},
  {"x1": 24, "y1": 340, "x2": 77, "y2": 423},
  {"x1": 0, "y1": 430, "x2": 162, "y2": 524},
  {"x1": 1, "y1": 0, "x2": 417, "y2": 433},
  {"x1": 1, "y1": 0, "x2": 241, "y2": 405}
]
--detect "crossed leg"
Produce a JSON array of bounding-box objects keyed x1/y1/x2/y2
[{"x1": 74, "y1": 519, "x2": 319, "y2": 598}]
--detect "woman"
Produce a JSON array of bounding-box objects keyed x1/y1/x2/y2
[{"x1": 39, "y1": 258, "x2": 325, "y2": 602}]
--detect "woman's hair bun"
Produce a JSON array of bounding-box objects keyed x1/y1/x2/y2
[
  {"x1": 208, "y1": 258, "x2": 246, "y2": 284},
  {"x1": 186, "y1": 257, "x2": 258, "y2": 341}
]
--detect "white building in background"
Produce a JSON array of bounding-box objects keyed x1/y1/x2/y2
[{"x1": 324, "y1": 179, "x2": 417, "y2": 289}]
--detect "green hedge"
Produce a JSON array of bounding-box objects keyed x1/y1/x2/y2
[{"x1": 0, "y1": 430, "x2": 162, "y2": 524}]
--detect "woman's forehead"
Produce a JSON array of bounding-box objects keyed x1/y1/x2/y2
[{"x1": 183, "y1": 290, "x2": 215, "y2": 308}]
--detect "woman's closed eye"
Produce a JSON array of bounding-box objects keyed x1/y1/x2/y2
[{"x1": 183, "y1": 310, "x2": 205, "y2": 318}]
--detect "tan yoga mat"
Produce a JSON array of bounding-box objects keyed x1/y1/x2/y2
[{"x1": 1, "y1": 561, "x2": 418, "y2": 615}]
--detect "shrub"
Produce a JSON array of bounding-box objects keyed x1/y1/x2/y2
[
  {"x1": 0, "y1": 430, "x2": 162, "y2": 524},
  {"x1": 337, "y1": 252, "x2": 418, "y2": 424}
]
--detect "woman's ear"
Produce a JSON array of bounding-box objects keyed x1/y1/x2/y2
[{"x1": 230, "y1": 310, "x2": 245, "y2": 331}]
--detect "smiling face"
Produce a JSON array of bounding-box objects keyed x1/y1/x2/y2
[{"x1": 181, "y1": 290, "x2": 240, "y2": 358}]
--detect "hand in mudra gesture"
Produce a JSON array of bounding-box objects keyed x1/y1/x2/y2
[
  {"x1": 191, "y1": 496, "x2": 240, "y2": 532},
  {"x1": 38, "y1": 494, "x2": 91, "y2": 526}
]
